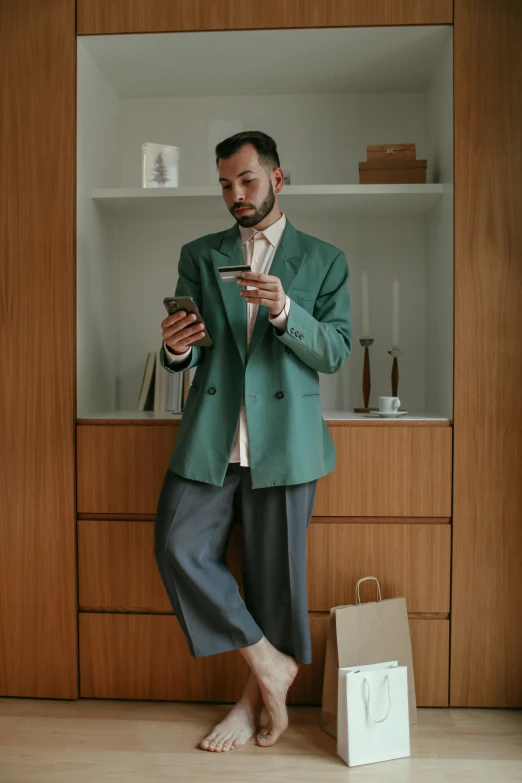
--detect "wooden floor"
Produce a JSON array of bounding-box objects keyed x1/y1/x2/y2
[{"x1": 1, "y1": 699, "x2": 521, "y2": 782}]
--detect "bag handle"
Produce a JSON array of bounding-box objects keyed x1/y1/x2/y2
[
  {"x1": 363, "y1": 675, "x2": 392, "y2": 724},
  {"x1": 355, "y1": 576, "x2": 382, "y2": 605}
]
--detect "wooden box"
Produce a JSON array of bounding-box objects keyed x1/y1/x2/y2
[
  {"x1": 359, "y1": 159, "x2": 427, "y2": 184},
  {"x1": 367, "y1": 143, "x2": 417, "y2": 162},
  {"x1": 359, "y1": 142, "x2": 427, "y2": 184}
]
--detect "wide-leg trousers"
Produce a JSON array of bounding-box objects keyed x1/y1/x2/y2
[{"x1": 154, "y1": 464, "x2": 317, "y2": 664}]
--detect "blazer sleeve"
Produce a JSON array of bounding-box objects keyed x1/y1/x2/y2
[
  {"x1": 160, "y1": 244, "x2": 204, "y2": 374},
  {"x1": 273, "y1": 251, "x2": 352, "y2": 374}
]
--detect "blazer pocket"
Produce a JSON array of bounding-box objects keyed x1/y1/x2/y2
[{"x1": 302, "y1": 391, "x2": 320, "y2": 398}]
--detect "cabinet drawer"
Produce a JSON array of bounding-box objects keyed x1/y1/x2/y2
[
  {"x1": 79, "y1": 520, "x2": 450, "y2": 614},
  {"x1": 79, "y1": 612, "x2": 448, "y2": 707},
  {"x1": 78, "y1": 520, "x2": 171, "y2": 612},
  {"x1": 77, "y1": 424, "x2": 451, "y2": 517},
  {"x1": 78, "y1": 520, "x2": 243, "y2": 611},
  {"x1": 315, "y1": 426, "x2": 452, "y2": 516},
  {"x1": 77, "y1": 425, "x2": 177, "y2": 514},
  {"x1": 307, "y1": 523, "x2": 451, "y2": 613}
]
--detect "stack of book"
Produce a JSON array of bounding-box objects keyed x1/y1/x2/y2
[{"x1": 137, "y1": 350, "x2": 194, "y2": 413}]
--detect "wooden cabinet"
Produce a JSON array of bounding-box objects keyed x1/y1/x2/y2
[
  {"x1": 4, "y1": 0, "x2": 520, "y2": 712},
  {"x1": 77, "y1": 420, "x2": 452, "y2": 706}
]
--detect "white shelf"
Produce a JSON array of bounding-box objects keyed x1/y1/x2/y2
[
  {"x1": 91, "y1": 184, "x2": 445, "y2": 219},
  {"x1": 77, "y1": 410, "x2": 451, "y2": 424}
]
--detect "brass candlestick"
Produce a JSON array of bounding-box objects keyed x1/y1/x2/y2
[
  {"x1": 387, "y1": 348, "x2": 404, "y2": 397},
  {"x1": 354, "y1": 338, "x2": 378, "y2": 413}
]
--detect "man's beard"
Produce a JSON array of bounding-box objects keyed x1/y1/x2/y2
[{"x1": 230, "y1": 181, "x2": 276, "y2": 227}]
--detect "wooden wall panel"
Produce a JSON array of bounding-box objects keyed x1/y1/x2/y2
[
  {"x1": 0, "y1": 0, "x2": 77, "y2": 697},
  {"x1": 452, "y1": 0, "x2": 522, "y2": 707},
  {"x1": 77, "y1": 0, "x2": 453, "y2": 36},
  {"x1": 77, "y1": 424, "x2": 178, "y2": 514},
  {"x1": 78, "y1": 519, "x2": 450, "y2": 614},
  {"x1": 314, "y1": 427, "x2": 452, "y2": 517},
  {"x1": 79, "y1": 612, "x2": 448, "y2": 706}
]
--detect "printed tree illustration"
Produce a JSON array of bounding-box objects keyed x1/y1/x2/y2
[{"x1": 151, "y1": 151, "x2": 170, "y2": 185}]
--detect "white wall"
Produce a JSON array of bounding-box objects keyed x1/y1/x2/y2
[
  {"x1": 425, "y1": 35, "x2": 453, "y2": 418},
  {"x1": 111, "y1": 91, "x2": 429, "y2": 413},
  {"x1": 77, "y1": 42, "x2": 121, "y2": 417},
  {"x1": 116, "y1": 213, "x2": 426, "y2": 412},
  {"x1": 118, "y1": 93, "x2": 427, "y2": 187}
]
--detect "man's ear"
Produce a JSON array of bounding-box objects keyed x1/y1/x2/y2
[{"x1": 273, "y1": 167, "x2": 285, "y2": 194}]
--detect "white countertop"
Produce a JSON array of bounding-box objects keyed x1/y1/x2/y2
[{"x1": 77, "y1": 410, "x2": 452, "y2": 423}]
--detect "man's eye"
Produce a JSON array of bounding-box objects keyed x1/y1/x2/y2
[
  {"x1": 243, "y1": 179, "x2": 253, "y2": 184},
  {"x1": 222, "y1": 184, "x2": 231, "y2": 190}
]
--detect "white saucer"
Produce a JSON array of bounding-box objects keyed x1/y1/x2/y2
[{"x1": 375, "y1": 410, "x2": 408, "y2": 418}]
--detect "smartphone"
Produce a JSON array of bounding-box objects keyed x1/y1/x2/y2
[
  {"x1": 218, "y1": 264, "x2": 251, "y2": 282},
  {"x1": 163, "y1": 296, "x2": 212, "y2": 347}
]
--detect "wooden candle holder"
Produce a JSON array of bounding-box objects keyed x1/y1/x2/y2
[
  {"x1": 354, "y1": 338, "x2": 378, "y2": 413},
  {"x1": 387, "y1": 349, "x2": 403, "y2": 397}
]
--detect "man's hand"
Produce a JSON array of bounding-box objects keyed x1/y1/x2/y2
[
  {"x1": 236, "y1": 271, "x2": 286, "y2": 317},
  {"x1": 161, "y1": 310, "x2": 205, "y2": 354}
]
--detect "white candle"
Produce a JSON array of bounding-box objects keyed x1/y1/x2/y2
[
  {"x1": 361, "y1": 271, "x2": 370, "y2": 338},
  {"x1": 392, "y1": 278, "x2": 400, "y2": 349}
]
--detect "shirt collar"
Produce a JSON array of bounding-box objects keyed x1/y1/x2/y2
[{"x1": 239, "y1": 212, "x2": 286, "y2": 248}]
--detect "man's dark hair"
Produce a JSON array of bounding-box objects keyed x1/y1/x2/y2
[{"x1": 215, "y1": 130, "x2": 280, "y2": 170}]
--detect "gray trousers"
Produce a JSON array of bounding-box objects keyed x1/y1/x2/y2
[{"x1": 154, "y1": 464, "x2": 317, "y2": 664}]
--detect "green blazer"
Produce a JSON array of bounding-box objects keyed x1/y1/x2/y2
[{"x1": 160, "y1": 219, "x2": 352, "y2": 489}]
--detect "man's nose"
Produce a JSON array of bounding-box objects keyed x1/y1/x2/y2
[{"x1": 231, "y1": 185, "x2": 245, "y2": 202}]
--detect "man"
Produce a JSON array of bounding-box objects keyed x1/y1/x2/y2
[{"x1": 154, "y1": 131, "x2": 352, "y2": 753}]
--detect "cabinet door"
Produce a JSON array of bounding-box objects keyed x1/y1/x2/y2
[
  {"x1": 0, "y1": 0, "x2": 77, "y2": 699},
  {"x1": 452, "y1": 0, "x2": 522, "y2": 707},
  {"x1": 314, "y1": 426, "x2": 452, "y2": 517},
  {"x1": 307, "y1": 523, "x2": 450, "y2": 612},
  {"x1": 78, "y1": 519, "x2": 450, "y2": 614},
  {"x1": 77, "y1": 425, "x2": 177, "y2": 514},
  {"x1": 77, "y1": 424, "x2": 452, "y2": 517},
  {"x1": 79, "y1": 612, "x2": 448, "y2": 706}
]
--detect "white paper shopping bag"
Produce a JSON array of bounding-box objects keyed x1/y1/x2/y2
[{"x1": 337, "y1": 661, "x2": 411, "y2": 767}]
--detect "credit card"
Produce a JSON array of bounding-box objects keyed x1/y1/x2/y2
[{"x1": 218, "y1": 264, "x2": 251, "y2": 282}]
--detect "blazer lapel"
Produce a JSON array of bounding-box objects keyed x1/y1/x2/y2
[
  {"x1": 248, "y1": 220, "x2": 306, "y2": 361},
  {"x1": 211, "y1": 226, "x2": 247, "y2": 364}
]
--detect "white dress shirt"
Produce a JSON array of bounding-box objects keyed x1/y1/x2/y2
[{"x1": 164, "y1": 212, "x2": 291, "y2": 466}]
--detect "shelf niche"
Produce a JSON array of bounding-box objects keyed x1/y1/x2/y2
[{"x1": 77, "y1": 25, "x2": 453, "y2": 421}]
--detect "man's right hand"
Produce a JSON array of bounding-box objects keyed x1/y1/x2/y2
[{"x1": 161, "y1": 310, "x2": 206, "y2": 354}]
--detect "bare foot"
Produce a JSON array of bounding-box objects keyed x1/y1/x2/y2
[
  {"x1": 200, "y1": 671, "x2": 262, "y2": 752},
  {"x1": 241, "y1": 638, "x2": 299, "y2": 748}
]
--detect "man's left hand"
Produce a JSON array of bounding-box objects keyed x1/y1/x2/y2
[{"x1": 237, "y1": 271, "x2": 286, "y2": 317}]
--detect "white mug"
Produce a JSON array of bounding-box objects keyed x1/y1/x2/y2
[{"x1": 378, "y1": 396, "x2": 401, "y2": 413}]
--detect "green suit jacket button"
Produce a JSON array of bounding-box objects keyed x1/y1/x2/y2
[
  {"x1": 276, "y1": 391, "x2": 285, "y2": 399},
  {"x1": 208, "y1": 387, "x2": 217, "y2": 395}
]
